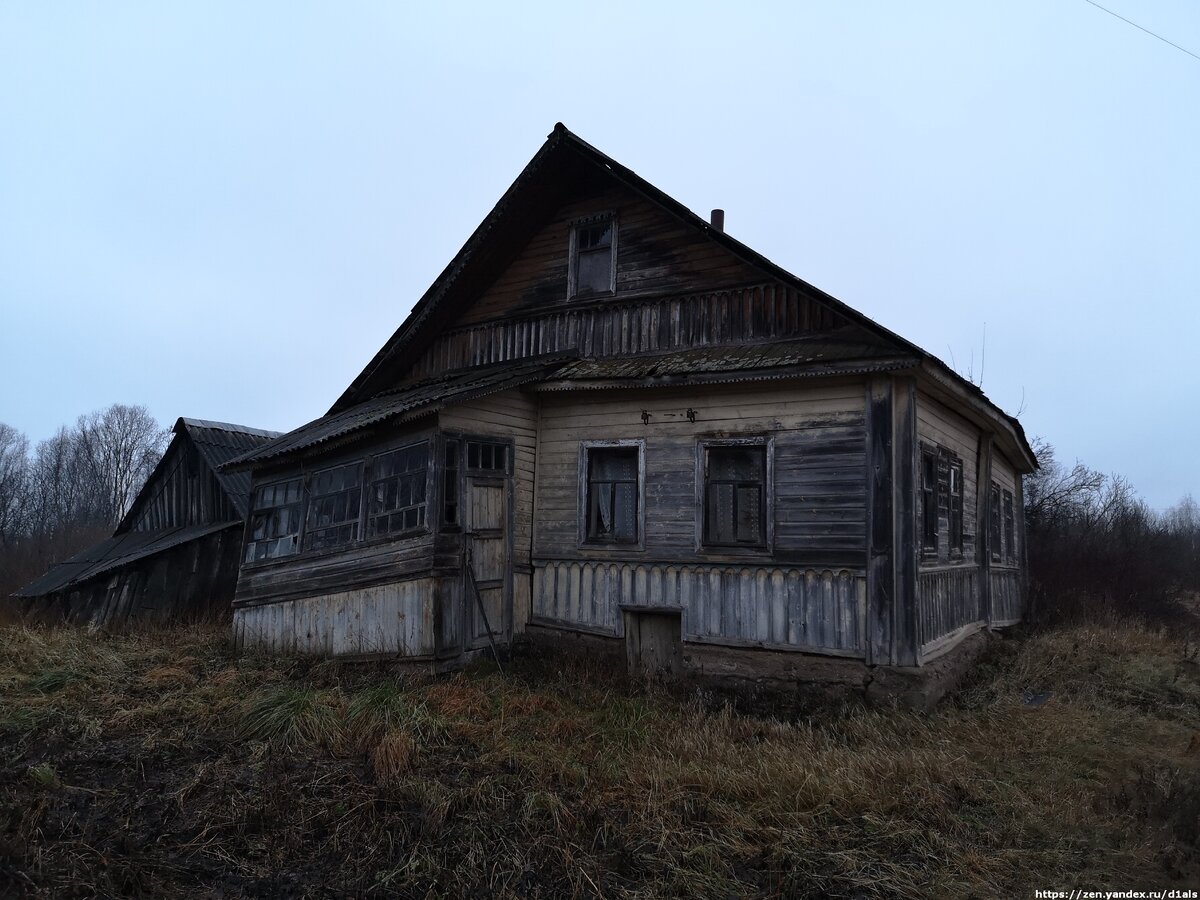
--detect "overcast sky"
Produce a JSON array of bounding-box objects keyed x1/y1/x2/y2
[{"x1": 1, "y1": 2, "x2": 1196, "y2": 509}]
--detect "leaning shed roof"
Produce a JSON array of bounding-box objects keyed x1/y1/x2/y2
[
  {"x1": 12, "y1": 522, "x2": 235, "y2": 598},
  {"x1": 328, "y1": 123, "x2": 1035, "y2": 471},
  {"x1": 222, "y1": 357, "x2": 570, "y2": 470}
]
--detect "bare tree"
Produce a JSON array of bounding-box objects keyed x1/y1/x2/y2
[
  {"x1": 0, "y1": 423, "x2": 29, "y2": 547},
  {"x1": 73, "y1": 404, "x2": 169, "y2": 523}
]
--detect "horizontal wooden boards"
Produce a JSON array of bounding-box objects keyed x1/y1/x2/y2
[
  {"x1": 916, "y1": 391, "x2": 982, "y2": 563},
  {"x1": 234, "y1": 534, "x2": 434, "y2": 607},
  {"x1": 533, "y1": 559, "x2": 865, "y2": 656},
  {"x1": 456, "y1": 184, "x2": 766, "y2": 327},
  {"x1": 533, "y1": 382, "x2": 868, "y2": 567}
]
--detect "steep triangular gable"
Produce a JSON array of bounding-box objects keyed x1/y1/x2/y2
[
  {"x1": 117, "y1": 419, "x2": 281, "y2": 532},
  {"x1": 330, "y1": 123, "x2": 1035, "y2": 470},
  {"x1": 333, "y1": 123, "x2": 902, "y2": 411}
]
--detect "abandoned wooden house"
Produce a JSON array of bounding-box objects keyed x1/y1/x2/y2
[
  {"x1": 13, "y1": 418, "x2": 280, "y2": 627},
  {"x1": 225, "y1": 124, "x2": 1035, "y2": 696}
]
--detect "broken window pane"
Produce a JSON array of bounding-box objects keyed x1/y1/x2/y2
[{"x1": 368, "y1": 442, "x2": 429, "y2": 538}]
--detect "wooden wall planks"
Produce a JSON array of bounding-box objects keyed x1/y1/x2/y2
[
  {"x1": 234, "y1": 577, "x2": 437, "y2": 657},
  {"x1": 532, "y1": 559, "x2": 865, "y2": 656},
  {"x1": 128, "y1": 439, "x2": 238, "y2": 532},
  {"x1": 533, "y1": 381, "x2": 868, "y2": 569},
  {"x1": 456, "y1": 184, "x2": 765, "y2": 327},
  {"x1": 404, "y1": 283, "x2": 847, "y2": 383}
]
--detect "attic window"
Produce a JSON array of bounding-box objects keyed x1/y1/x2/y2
[{"x1": 568, "y1": 214, "x2": 616, "y2": 298}]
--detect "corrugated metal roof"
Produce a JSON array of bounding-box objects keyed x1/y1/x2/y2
[
  {"x1": 178, "y1": 419, "x2": 282, "y2": 517},
  {"x1": 539, "y1": 337, "x2": 914, "y2": 385},
  {"x1": 12, "y1": 522, "x2": 238, "y2": 598},
  {"x1": 224, "y1": 358, "x2": 568, "y2": 469}
]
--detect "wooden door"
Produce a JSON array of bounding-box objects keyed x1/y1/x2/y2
[{"x1": 464, "y1": 472, "x2": 509, "y2": 647}]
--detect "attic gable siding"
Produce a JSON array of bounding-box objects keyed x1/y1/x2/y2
[
  {"x1": 125, "y1": 438, "x2": 239, "y2": 532},
  {"x1": 457, "y1": 184, "x2": 764, "y2": 327},
  {"x1": 397, "y1": 186, "x2": 853, "y2": 386}
]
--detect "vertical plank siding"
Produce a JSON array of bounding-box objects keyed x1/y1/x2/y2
[
  {"x1": 404, "y1": 283, "x2": 845, "y2": 383},
  {"x1": 128, "y1": 439, "x2": 239, "y2": 532},
  {"x1": 916, "y1": 568, "x2": 982, "y2": 652},
  {"x1": 20, "y1": 526, "x2": 243, "y2": 628},
  {"x1": 533, "y1": 560, "x2": 865, "y2": 655},
  {"x1": 234, "y1": 578, "x2": 436, "y2": 657},
  {"x1": 990, "y1": 569, "x2": 1023, "y2": 623}
]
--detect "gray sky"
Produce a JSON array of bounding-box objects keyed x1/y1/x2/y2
[{"x1": 1, "y1": 2, "x2": 1197, "y2": 510}]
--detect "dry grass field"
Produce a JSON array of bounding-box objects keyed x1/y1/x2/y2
[{"x1": 2, "y1": 619, "x2": 1199, "y2": 897}]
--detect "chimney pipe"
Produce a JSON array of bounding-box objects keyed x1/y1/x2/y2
[{"x1": 710, "y1": 209, "x2": 724, "y2": 232}]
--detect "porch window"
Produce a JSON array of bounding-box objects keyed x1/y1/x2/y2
[
  {"x1": 703, "y1": 444, "x2": 767, "y2": 548},
  {"x1": 569, "y1": 214, "x2": 616, "y2": 298},
  {"x1": 304, "y1": 462, "x2": 363, "y2": 552},
  {"x1": 368, "y1": 442, "x2": 429, "y2": 538},
  {"x1": 246, "y1": 477, "x2": 304, "y2": 562},
  {"x1": 585, "y1": 446, "x2": 640, "y2": 544}
]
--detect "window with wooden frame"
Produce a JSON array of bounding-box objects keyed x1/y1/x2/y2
[
  {"x1": 304, "y1": 462, "x2": 364, "y2": 552},
  {"x1": 367, "y1": 442, "x2": 429, "y2": 538},
  {"x1": 466, "y1": 439, "x2": 508, "y2": 474},
  {"x1": 246, "y1": 477, "x2": 304, "y2": 562},
  {"x1": 989, "y1": 482, "x2": 1003, "y2": 563},
  {"x1": 948, "y1": 457, "x2": 965, "y2": 555},
  {"x1": 583, "y1": 444, "x2": 641, "y2": 544},
  {"x1": 702, "y1": 442, "x2": 769, "y2": 548},
  {"x1": 1003, "y1": 489, "x2": 1016, "y2": 564},
  {"x1": 568, "y1": 214, "x2": 616, "y2": 298},
  {"x1": 921, "y1": 448, "x2": 938, "y2": 555}
]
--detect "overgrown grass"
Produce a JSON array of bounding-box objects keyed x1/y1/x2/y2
[{"x1": 1, "y1": 619, "x2": 1198, "y2": 897}]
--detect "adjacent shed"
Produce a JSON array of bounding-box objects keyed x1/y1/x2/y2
[{"x1": 12, "y1": 418, "x2": 280, "y2": 626}]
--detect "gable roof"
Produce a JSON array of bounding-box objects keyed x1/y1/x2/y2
[
  {"x1": 330, "y1": 123, "x2": 1035, "y2": 470},
  {"x1": 116, "y1": 418, "x2": 282, "y2": 531}
]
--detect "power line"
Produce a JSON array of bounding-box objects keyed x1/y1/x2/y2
[{"x1": 1082, "y1": 0, "x2": 1200, "y2": 63}]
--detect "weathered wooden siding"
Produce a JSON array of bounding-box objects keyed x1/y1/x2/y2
[
  {"x1": 405, "y1": 283, "x2": 847, "y2": 382},
  {"x1": 533, "y1": 380, "x2": 867, "y2": 569},
  {"x1": 916, "y1": 392, "x2": 980, "y2": 563},
  {"x1": 916, "y1": 567, "x2": 982, "y2": 654},
  {"x1": 457, "y1": 185, "x2": 765, "y2": 326},
  {"x1": 991, "y1": 569, "x2": 1023, "y2": 623},
  {"x1": 991, "y1": 450, "x2": 1017, "y2": 494},
  {"x1": 128, "y1": 439, "x2": 238, "y2": 532},
  {"x1": 235, "y1": 534, "x2": 434, "y2": 607},
  {"x1": 533, "y1": 560, "x2": 865, "y2": 655},
  {"x1": 233, "y1": 426, "x2": 437, "y2": 608},
  {"x1": 234, "y1": 577, "x2": 436, "y2": 657},
  {"x1": 22, "y1": 526, "x2": 242, "y2": 627}
]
